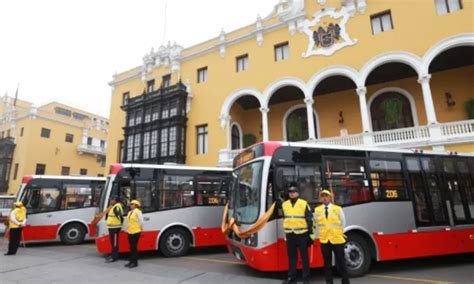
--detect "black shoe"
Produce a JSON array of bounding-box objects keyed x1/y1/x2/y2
[
  {"x1": 4, "y1": 253, "x2": 14, "y2": 255},
  {"x1": 105, "y1": 258, "x2": 117, "y2": 263},
  {"x1": 128, "y1": 263, "x2": 138, "y2": 268},
  {"x1": 124, "y1": 262, "x2": 131, "y2": 267}
]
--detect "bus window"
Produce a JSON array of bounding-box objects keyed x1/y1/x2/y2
[
  {"x1": 24, "y1": 187, "x2": 61, "y2": 213},
  {"x1": 160, "y1": 175, "x2": 194, "y2": 209},
  {"x1": 324, "y1": 158, "x2": 370, "y2": 206},
  {"x1": 274, "y1": 165, "x2": 322, "y2": 207},
  {"x1": 406, "y1": 158, "x2": 431, "y2": 226},
  {"x1": 62, "y1": 183, "x2": 94, "y2": 209},
  {"x1": 196, "y1": 176, "x2": 224, "y2": 206},
  {"x1": 134, "y1": 180, "x2": 158, "y2": 213},
  {"x1": 370, "y1": 160, "x2": 408, "y2": 201}
]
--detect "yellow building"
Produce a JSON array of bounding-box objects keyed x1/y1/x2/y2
[
  {"x1": 106, "y1": 0, "x2": 474, "y2": 169},
  {"x1": 0, "y1": 95, "x2": 109, "y2": 195}
]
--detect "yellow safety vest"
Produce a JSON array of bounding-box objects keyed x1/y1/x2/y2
[
  {"x1": 9, "y1": 207, "x2": 26, "y2": 229},
  {"x1": 127, "y1": 208, "x2": 142, "y2": 235},
  {"x1": 315, "y1": 204, "x2": 345, "y2": 244},
  {"x1": 282, "y1": 199, "x2": 309, "y2": 235},
  {"x1": 106, "y1": 203, "x2": 123, "y2": 228}
]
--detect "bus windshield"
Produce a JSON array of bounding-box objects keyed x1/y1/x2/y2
[{"x1": 231, "y1": 161, "x2": 263, "y2": 224}]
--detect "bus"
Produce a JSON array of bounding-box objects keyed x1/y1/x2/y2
[
  {"x1": 223, "y1": 141, "x2": 474, "y2": 276},
  {"x1": 94, "y1": 163, "x2": 231, "y2": 257},
  {"x1": 17, "y1": 175, "x2": 106, "y2": 244},
  {"x1": 0, "y1": 195, "x2": 16, "y2": 234}
]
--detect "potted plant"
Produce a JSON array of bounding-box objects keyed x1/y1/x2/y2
[
  {"x1": 465, "y1": 99, "x2": 474, "y2": 120},
  {"x1": 243, "y1": 134, "x2": 257, "y2": 148}
]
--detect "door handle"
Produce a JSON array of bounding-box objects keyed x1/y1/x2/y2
[{"x1": 143, "y1": 217, "x2": 150, "y2": 221}]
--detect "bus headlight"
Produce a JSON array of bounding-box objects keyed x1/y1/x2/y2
[{"x1": 245, "y1": 233, "x2": 258, "y2": 247}]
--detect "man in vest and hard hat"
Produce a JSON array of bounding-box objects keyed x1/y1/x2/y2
[
  {"x1": 282, "y1": 184, "x2": 313, "y2": 284},
  {"x1": 315, "y1": 189, "x2": 350, "y2": 284},
  {"x1": 126, "y1": 199, "x2": 143, "y2": 268},
  {"x1": 5, "y1": 201, "x2": 27, "y2": 255},
  {"x1": 105, "y1": 196, "x2": 124, "y2": 263}
]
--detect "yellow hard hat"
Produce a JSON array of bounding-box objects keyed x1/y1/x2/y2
[
  {"x1": 319, "y1": 189, "x2": 333, "y2": 196},
  {"x1": 130, "y1": 200, "x2": 141, "y2": 207},
  {"x1": 14, "y1": 201, "x2": 23, "y2": 207}
]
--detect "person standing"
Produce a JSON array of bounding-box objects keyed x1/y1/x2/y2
[
  {"x1": 105, "y1": 196, "x2": 124, "y2": 263},
  {"x1": 282, "y1": 185, "x2": 313, "y2": 284},
  {"x1": 5, "y1": 201, "x2": 27, "y2": 255},
  {"x1": 125, "y1": 200, "x2": 143, "y2": 268},
  {"x1": 315, "y1": 189, "x2": 350, "y2": 284}
]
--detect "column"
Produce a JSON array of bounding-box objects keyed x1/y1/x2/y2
[
  {"x1": 225, "y1": 115, "x2": 232, "y2": 150},
  {"x1": 418, "y1": 74, "x2": 438, "y2": 125},
  {"x1": 260, "y1": 107, "x2": 270, "y2": 142},
  {"x1": 304, "y1": 98, "x2": 316, "y2": 140},
  {"x1": 356, "y1": 87, "x2": 371, "y2": 133}
]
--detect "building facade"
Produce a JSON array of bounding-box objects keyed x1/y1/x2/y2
[
  {"x1": 0, "y1": 95, "x2": 109, "y2": 195},
  {"x1": 107, "y1": 0, "x2": 474, "y2": 169}
]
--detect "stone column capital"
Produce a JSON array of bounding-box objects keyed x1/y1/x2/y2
[
  {"x1": 418, "y1": 74, "x2": 432, "y2": 84},
  {"x1": 356, "y1": 86, "x2": 367, "y2": 96},
  {"x1": 259, "y1": 107, "x2": 270, "y2": 113},
  {"x1": 304, "y1": 98, "x2": 314, "y2": 105}
]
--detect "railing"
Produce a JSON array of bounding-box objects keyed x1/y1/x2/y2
[
  {"x1": 77, "y1": 144, "x2": 106, "y2": 156},
  {"x1": 317, "y1": 133, "x2": 363, "y2": 146},
  {"x1": 440, "y1": 120, "x2": 474, "y2": 138},
  {"x1": 217, "y1": 149, "x2": 241, "y2": 167},
  {"x1": 372, "y1": 125, "x2": 430, "y2": 145}
]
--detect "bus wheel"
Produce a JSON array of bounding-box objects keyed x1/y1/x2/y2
[
  {"x1": 60, "y1": 223, "x2": 86, "y2": 245},
  {"x1": 343, "y1": 234, "x2": 372, "y2": 277},
  {"x1": 159, "y1": 228, "x2": 190, "y2": 257}
]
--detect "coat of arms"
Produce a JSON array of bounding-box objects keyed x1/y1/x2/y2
[{"x1": 313, "y1": 23, "x2": 341, "y2": 48}]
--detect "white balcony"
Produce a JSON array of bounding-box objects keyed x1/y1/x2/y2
[
  {"x1": 77, "y1": 144, "x2": 106, "y2": 156},
  {"x1": 217, "y1": 120, "x2": 474, "y2": 166}
]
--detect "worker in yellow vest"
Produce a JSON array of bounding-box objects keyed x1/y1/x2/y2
[
  {"x1": 125, "y1": 200, "x2": 143, "y2": 268},
  {"x1": 105, "y1": 196, "x2": 124, "y2": 263},
  {"x1": 5, "y1": 201, "x2": 27, "y2": 255},
  {"x1": 315, "y1": 189, "x2": 350, "y2": 284},
  {"x1": 282, "y1": 185, "x2": 313, "y2": 284}
]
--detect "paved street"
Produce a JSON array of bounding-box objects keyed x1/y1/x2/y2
[{"x1": 0, "y1": 237, "x2": 473, "y2": 283}]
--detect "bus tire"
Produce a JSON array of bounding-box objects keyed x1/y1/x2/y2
[
  {"x1": 159, "y1": 228, "x2": 190, "y2": 257},
  {"x1": 60, "y1": 223, "x2": 86, "y2": 245},
  {"x1": 342, "y1": 234, "x2": 372, "y2": 277}
]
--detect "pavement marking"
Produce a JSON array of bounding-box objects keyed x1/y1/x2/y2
[
  {"x1": 181, "y1": 256, "x2": 243, "y2": 265},
  {"x1": 368, "y1": 274, "x2": 456, "y2": 284}
]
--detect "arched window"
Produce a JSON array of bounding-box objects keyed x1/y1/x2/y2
[
  {"x1": 370, "y1": 92, "x2": 414, "y2": 131},
  {"x1": 285, "y1": 107, "x2": 317, "y2": 142},
  {"x1": 231, "y1": 124, "x2": 241, "y2": 150}
]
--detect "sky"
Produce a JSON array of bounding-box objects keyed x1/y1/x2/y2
[{"x1": 0, "y1": 0, "x2": 276, "y2": 118}]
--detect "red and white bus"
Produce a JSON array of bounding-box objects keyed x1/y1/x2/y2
[
  {"x1": 94, "y1": 163, "x2": 231, "y2": 257},
  {"x1": 17, "y1": 175, "x2": 106, "y2": 244},
  {"x1": 224, "y1": 142, "x2": 474, "y2": 276}
]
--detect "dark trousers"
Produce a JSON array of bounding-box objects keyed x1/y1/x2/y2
[
  {"x1": 108, "y1": 228, "x2": 121, "y2": 260},
  {"x1": 7, "y1": 228, "x2": 23, "y2": 255},
  {"x1": 321, "y1": 242, "x2": 350, "y2": 284},
  {"x1": 286, "y1": 233, "x2": 310, "y2": 281},
  {"x1": 128, "y1": 232, "x2": 141, "y2": 265}
]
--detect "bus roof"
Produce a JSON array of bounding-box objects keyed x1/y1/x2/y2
[
  {"x1": 21, "y1": 175, "x2": 107, "y2": 184},
  {"x1": 111, "y1": 163, "x2": 232, "y2": 175}
]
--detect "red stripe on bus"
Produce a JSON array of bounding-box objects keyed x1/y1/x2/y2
[
  {"x1": 22, "y1": 225, "x2": 60, "y2": 241},
  {"x1": 194, "y1": 227, "x2": 227, "y2": 247},
  {"x1": 374, "y1": 228, "x2": 474, "y2": 261}
]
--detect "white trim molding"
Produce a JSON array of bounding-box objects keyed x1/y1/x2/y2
[
  {"x1": 262, "y1": 77, "x2": 308, "y2": 109},
  {"x1": 422, "y1": 33, "x2": 474, "y2": 74},
  {"x1": 367, "y1": 87, "x2": 420, "y2": 132},
  {"x1": 307, "y1": 65, "x2": 359, "y2": 94},
  {"x1": 230, "y1": 122, "x2": 244, "y2": 150},
  {"x1": 359, "y1": 51, "x2": 423, "y2": 86},
  {"x1": 282, "y1": 104, "x2": 320, "y2": 141},
  {"x1": 220, "y1": 88, "x2": 263, "y2": 129}
]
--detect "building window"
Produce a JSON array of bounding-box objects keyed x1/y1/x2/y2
[
  {"x1": 370, "y1": 92, "x2": 414, "y2": 131},
  {"x1": 55, "y1": 107, "x2": 72, "y2": 117},
  {"x1": 36, "y1": 164, "x2": 46, "y2": 175},
  {"x1": 152, "y1": 106, "x2": 160, "y2": 121},
  {"x1": 435, "y1": 0, "x2": 462, "y2": 15},
  {"x1": 231, "y1": 125, "x2": 241, "y2": 150},
  {"x1": 134, "y1": 135, "x2": 141, "y2": 160},
  {"x1": 118, "y1": 140, "x2": 124, "y2": 163},
  {"x1": 236, "y1": 54, "x2": 249, "y2": 72},
  {"x1": 20, "y1": 127, "x2": 24, "y2": 137},
  {"x1": 162, "y1": 74, "x2": 171, "y2": 88},
  {"x1": 13, "y1": 163, "x2": 19, "y2": 180},
  {"x1": 285, "y1": 107, "x2": 317, "y2": 142},
  {"x1": 61, "y1": 166, "x2": 70, "y2": 176},
  {"x1": 135, "y1": 110, "x2": 142, "y2": 125},
  {"x1": 162, "y1": 104, "x2": 169, "y2": 119},
  {"x1": 274, "y1": 42, "x2": 289, "y2": 62},
  {"x1": 80, "y1": 168, "x2": 88, "y2": 176},
  {"x1": 126, "y1": 135, "x2": 134, "y2": 162},
  {"x1": 143, "y1": 132, "x2": 150, "y2": 160},
  {"x1": 122, "y1": 92, "x2": 130, "y2": 106},
  {"x1": 144, "y1": 108, "x2": 151, "y2": 123},
  {"x1": 87, "y1": 137, "x2": 93, "y2": 145},
  {"x1": 147, "y1": 79, "x2": 155, "y2": 93},
  {"x1": 150, "y1": 130, "x2": 158, "y2": 158},
  {"x1": 169, "y1": 127, "x2": 177, "y2": 156},
  {"x1": 371, "y1": 11, "x2": 393, "y2": 35},
  {"x1": 41, "y1": 128, "x2": 51, "y2": 138},
  {"x1": 65, "y1": 133, "x2": 74, "y2": 143},
  {"x1": 196, "y1": 125, "x2": 208, "y2": 155},
  {"x1": 100, "y1": 140, "x2": 105, "y2": 148},
  {"x1": 197, "y1": 67, "x2": 208, "y2": 83}
]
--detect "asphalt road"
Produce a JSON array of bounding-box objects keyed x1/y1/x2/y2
[{"x1": 0, "y1": 238, "x2": 473, "y2": 283}]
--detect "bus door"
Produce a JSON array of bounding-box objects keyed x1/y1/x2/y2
[
  {"x1": 406, "y1": 157, "x2": 449, "y2": 227},
  {"x1": 21, "y1": 179, "x2": 62, "y2": 240},
  {"x1": 439, "y1": 158, "x2": 474, "y2": 225}
]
